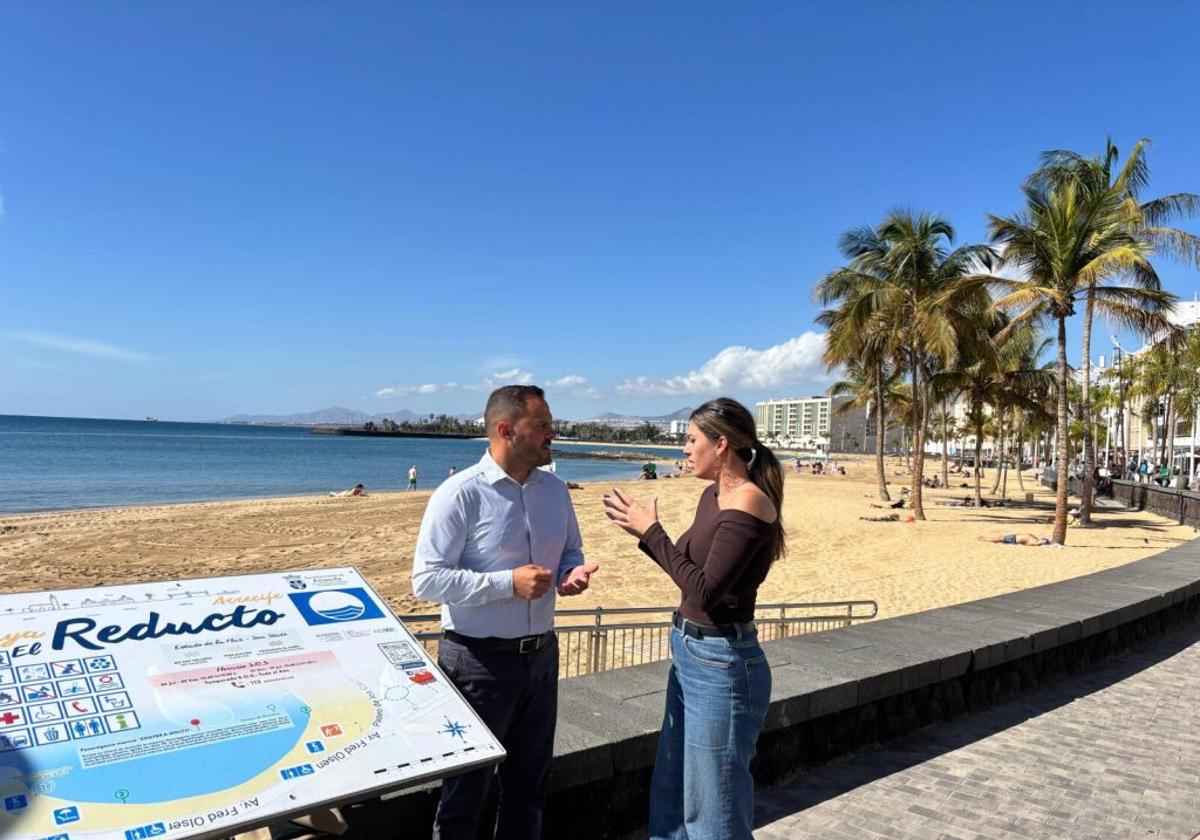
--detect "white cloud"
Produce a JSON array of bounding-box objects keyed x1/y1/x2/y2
[
  {"x1": 1, "y1": 329, "x2": 153, "y2": 362},
  {"x1": 544, "y1": 374, "x2": 601, "y2": 399},
  {"x1": 615, "y1": 333, "x2": 830, "y2": 397},
  {"x1": 374, "y1": 382, "x2": 458, "y2": 398},
  {"x1": 374, "y1": 369, "x2": 536, "y2": 399},
  {"x1": 371, "y1": 371, "x2": 598, "y2": 402},
  {"x1": 483, "y1": 368, "x2": 534, "y2": 388}
]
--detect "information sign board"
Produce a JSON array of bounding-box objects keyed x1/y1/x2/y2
[{"x1": 0, "y1": 567, "x2": 503, "y2": 840}]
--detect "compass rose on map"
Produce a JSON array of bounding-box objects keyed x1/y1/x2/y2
[{"x1": 440, "y1": 717, "x2": 468, "y2": 741}]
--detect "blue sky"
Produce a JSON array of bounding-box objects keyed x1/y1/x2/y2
[{"x1": 2, "y1": 2, "x2": 1199, "y2": 422}]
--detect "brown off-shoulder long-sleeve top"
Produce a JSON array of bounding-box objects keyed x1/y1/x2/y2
[{"x1": 638, "y1": 483, "x2": 775, "y2": 625}]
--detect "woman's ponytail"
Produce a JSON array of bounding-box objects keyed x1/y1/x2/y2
[{"x1": 746, "y1": 439, "x2": 785, "y2": 565}]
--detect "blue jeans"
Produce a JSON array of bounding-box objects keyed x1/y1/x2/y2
[{"x1": 649, "y1": 626, "x2": 771, "y2": 840}]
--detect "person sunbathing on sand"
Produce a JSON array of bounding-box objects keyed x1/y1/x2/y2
[
  {"x1": 859, "y1": 513, "x2": 900, "y2": 522},
  {"x1": 939, "y1": 495, "x2": 1006, "y2": 508},
  {"x1": 977, "y1": 533, "x2": 1054, "y2": 546},
  {"x1": 329, "y1": 483, "x2": 366, "y2": 498}
]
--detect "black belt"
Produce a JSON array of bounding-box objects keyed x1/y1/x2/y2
[
  {"x1": 672, "y1": 611, "x2": 755, "y2": 639},
  {"x1": 443, "y1": 629, "x2": 555, "y2": 654}
]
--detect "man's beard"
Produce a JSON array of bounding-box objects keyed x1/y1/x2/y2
[{"x1": 517, "y1": 438, "x2": 552, "y2": 467}]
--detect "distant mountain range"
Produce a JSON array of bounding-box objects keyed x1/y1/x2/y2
[
  {"x1": 217, "y1": 406, "x2": 694, "y2": 426},
  {"x1": 588, "y1": 407, "x2": 694, "y2": 424},
  {"x1": 216, "y1": 407, "x2": 478, "y2": 426}
]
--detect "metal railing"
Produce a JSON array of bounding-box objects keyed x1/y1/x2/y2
[
  {"x1": 1044, "y1": 470, "x2": 1200, "y2": 526},
  {"x1": 399, "y1": 600, "x2": 878, "y2": 679}
]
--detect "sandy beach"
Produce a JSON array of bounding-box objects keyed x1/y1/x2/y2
[{"x1": 1, "y1": 459, "x2": 1192, "y2": 623}]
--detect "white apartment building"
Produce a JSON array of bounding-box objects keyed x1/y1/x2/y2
[{"x1": 756, "y1": 397, "x2": 832, "y2": 447}]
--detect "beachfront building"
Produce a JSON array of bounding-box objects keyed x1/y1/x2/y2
[
  {"x1": 951, "y1": 400, "x2": 995, "y2": 461},
  {"x1": 827, "y1": 398, "x2": 907, "y2": 454},
  {"x1": 756, "y1": 396, "x2": 832, "y2": 450},
  {"x1": 1102, "y1": 300, "x2": 1200, "y2": 476},
  {"x1": 756, "y1": 395, "x2": 906, "y2": 453}
]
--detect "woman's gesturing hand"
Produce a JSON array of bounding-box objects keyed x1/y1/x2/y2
[{"x1": 603, "y1": 487, "x2": 659, "y2": 538}]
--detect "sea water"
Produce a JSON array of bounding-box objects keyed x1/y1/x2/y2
[{"x1": 0, "y1": 415, "x2": 679, "y2": 514}]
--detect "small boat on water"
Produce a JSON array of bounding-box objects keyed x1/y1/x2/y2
[{"x1": 144, "y1": 416, "x2": 158, "y2": 422}]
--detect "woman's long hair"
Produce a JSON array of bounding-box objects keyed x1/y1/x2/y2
[{"x1": 690, "y1": 397, "x2": 785, "y2": 564}]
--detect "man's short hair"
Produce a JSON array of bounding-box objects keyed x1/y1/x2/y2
[{"x1": 485, "y1": 385, "x2": 546, "y2": 434}]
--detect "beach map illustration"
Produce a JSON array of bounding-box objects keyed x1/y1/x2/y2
[{"x1": 0, "y1": 567, "x2": 503, "y2": 840}]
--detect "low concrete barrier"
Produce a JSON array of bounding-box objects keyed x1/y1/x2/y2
[{"x1": 338, "y1": 540, "x2": 1200, "y2": 839}]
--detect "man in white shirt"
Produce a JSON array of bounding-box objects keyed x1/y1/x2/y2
[{"x1": 413, "y1": 385, "x2": 598, "y2": 840}]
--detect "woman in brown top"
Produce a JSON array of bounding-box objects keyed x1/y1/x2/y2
[{"x1": 604, "y1": 397, "x2": 784, "y2": 840}]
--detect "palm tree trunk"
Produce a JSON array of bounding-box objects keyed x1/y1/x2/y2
[
  {"x1": 1166, "y1": 389, "x2": 1177, "y2": 483},
  {"x1": 1016, "y1": 420, "x2": 1026, "y2": 491},
  {"x1": 990, "y1": 418, "x2": 1005, "y2": 495},
  {"x1": 1155, "y1": 399, "x2": 1165, "y2": 469},
  {"x1": 1079, "y1": 290, "x2": 1096, "y2": 524},
  {"x1": 958, "y1": 436, "x2": 966, "y2": 471},
  {"x1": 1053, "y1": 316, "x2": 1070, "y2": 545},
  {"x1": 1001, "y1": 444, "x2": 1010, "y2": 499},
  {"x1": 874, "y1": 364, "x2": 890, "y2": 502},
  {"x1": 973, "y1": 414, "x2": 985, "y2": 507},
  {"x1": 941, "y1": 399, "x2": 949, "y2": 489},
  {"x1": 910, "y1": 352, "x2": 926, "y2": 521}
]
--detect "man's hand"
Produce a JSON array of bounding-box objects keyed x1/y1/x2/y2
[
  {"x1": 513, "y1": 564, "x2": 554, "y2": 600},
  {"x1": 557, "y1": 563, "x2": 599, "y2": 597}
]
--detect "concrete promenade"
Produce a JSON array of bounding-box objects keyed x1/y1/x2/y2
[{"x1": 752, "y1": 624, "x2": 1200, "y2": 840}]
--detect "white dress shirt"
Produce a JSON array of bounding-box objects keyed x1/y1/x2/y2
[{"x1": 412, "y1": 450, "x2": 585, "y2": 638}]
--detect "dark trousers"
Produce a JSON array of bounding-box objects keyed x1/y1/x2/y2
[{"x1": 433, "y1": 636, "x2": 559, "y2": 840}]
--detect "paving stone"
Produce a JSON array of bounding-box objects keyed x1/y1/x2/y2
[{"x1": 751, "y1": 625, "x2": 1200, "y2": 840}]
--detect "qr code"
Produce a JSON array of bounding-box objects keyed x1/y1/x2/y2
[{"x1": 378, "y1": 641, "x2": 424, "y2": 669}]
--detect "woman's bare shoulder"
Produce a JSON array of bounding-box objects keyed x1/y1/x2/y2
[{"x1": 726, "y1": 483, "x2": 777, "y2": 524}]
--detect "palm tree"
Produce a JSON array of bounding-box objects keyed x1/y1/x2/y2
[
  {"x1": 825, "y1": 355, "x2": 908, "y2": 499},
  {"x1": 1088, "y1": 383, "x2": 1118, "y2": 465},
  {"x1": 1031, "y1": 138, "x2": 1197, "y2": 520},
  {"x1": 1126, "y1": 334, "x2": 1200, "y2": 479},
  {"x1": 933, "y1": 315, "x2": 1052, "y2": 506},
  {"x1": 818, "y1": 302, "x2": 897, "y2": 500},
  {"x1": 990, "y1": 173, "x2": 1176, "y2": 543},
  {"x1": 926, "y1": 356, "x2": 958, "y2": 489},
  {"x1": 816, "y1": 211, "x2": 996, "y2": 519},
  {"x1": 1169, "y1": 331, "x2": 1200, "y2": 480}
]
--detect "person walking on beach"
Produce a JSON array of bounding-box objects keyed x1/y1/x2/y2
[
  {"x1": 408, "y1": 464, "x2": 418, "y2": 490},
  {"x1": 412, "y1": 385, "x2": 599, "y2": 840},
  {"x1": 603, "y1": 397, "x2": 784, "y2": 840}
]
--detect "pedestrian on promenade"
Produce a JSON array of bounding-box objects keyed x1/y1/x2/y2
[
  {"x1": 603, "y1": 397, "x2": 785, "y2": 840},
  {"x1": 412, "y1": 384, "x2": 599, "y2": 840}
]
